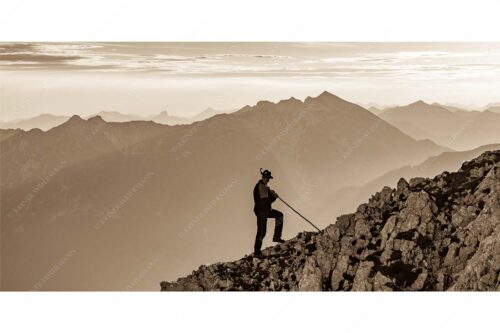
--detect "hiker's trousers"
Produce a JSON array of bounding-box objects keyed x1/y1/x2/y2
[{"x1": 254, "y1": 209, "x2": 283, "y2": 253}]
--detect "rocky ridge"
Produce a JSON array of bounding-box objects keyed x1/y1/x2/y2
[{"x1": 163, "y1": 151, "x2": 497, "y2": 291}]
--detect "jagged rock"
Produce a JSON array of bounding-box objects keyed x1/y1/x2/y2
[
  {"x1": 398, "y1": 191, "x2": 435, "y2": 233},
  {"x1": 331, "y1": 254, "x2": 350, "y2": 290},
  {"x1": 298, "y1": 257, "x2": 322, "y2": 291},
  {"x1": 352, "y1": 261, "x2": 374, "y2": 291},
  {"x1": 373, "y1": 272, "x2": 394, "y2": 291},
  {"x1": 410, "y1": 269, "x2": 428, "y2": 291},
  {"x1": 160, "y1": 150, "x2": 500, "y2": 291},
  {"x1": 409, "y1": 177, "x2": 425, "y2": 189},
  {"x1": 324, "y1": 224, "x2": 341, "y2": 242},
  {"x1": 380, "y1": 215, "x2": 397, "y2": 249},
  {"x1": 396, "y1": 177, "x2": 410, "y2": 199},
  {"x1": 354, "y1": 218, "x2": 371, "y2": 239}
]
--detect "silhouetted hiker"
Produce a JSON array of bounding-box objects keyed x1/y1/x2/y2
[{"x1": 253, "y1": 168, "x2": 285, "y2": 259}]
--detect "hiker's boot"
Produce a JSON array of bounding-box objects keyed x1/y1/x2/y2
[
  {"x1": 273, "y1": 237, "x2": 285, "y2": 243},
  {"x1": 254, "y1": 251, "x2": 266, "y2": 259}
]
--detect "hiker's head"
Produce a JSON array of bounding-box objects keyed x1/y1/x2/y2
[{"x1": 260, "y1": 168, "x2": 273, "y2": 184}]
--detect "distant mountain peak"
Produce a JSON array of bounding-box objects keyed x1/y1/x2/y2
[
  {"x1": 318, "y1": 90, "x2": 336, "y2": 98},
  {"x1": 88, "y1": 115, "x2": 105, "y2": 123},
  {"x1": 256, "y1": 100, "x2": 275, "y2": 108},
  {"x1": 276, "y1": 96, "x2": 303, "y2": 108},
  {"x1": 304, "y1": 91, "x2": 345, "y2": 105},
  {"x1": 281, "y1": 96, "x2": 301, "y2": 103},
  {"x1": 409, "y1": 100, "x2": 428, "y2": 107},
  {"x1": 67, "y1": 115, "x2": 84, "y2": 123},
  {"x1": 50, "y1": 114, "x2": 87, "y2": 131},
  {"x1": 316, "y1": 90, "x2": 343, "y2": 102}
]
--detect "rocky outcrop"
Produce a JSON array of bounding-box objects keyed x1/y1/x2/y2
[{"x1": 161, "y1": 150, "x2": 500, "y2": 291}]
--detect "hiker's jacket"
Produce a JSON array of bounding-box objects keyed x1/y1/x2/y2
[{"x1": 253, "y1": 180, "x2": 277, "y2": 214}]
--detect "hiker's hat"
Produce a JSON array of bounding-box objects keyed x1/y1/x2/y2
[{"x1": 260, "y1": 168, "x2": 273, "y2": 179}]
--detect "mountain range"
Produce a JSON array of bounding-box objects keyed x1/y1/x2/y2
[
  {"x1": 0, "y1": 108, "x2": 231, "y2": 131},
  {"x1": 0, "y1": 114, "x2": 70, "y2": 132},
  {"x1": 379, "y1": 101, "x2": 500, "y2": 150},
  {"x1": 0, "y1": 91, "x2": 448, "y2": 290}
]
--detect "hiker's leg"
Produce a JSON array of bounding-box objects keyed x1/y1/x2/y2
[
  {"x1": 269, "y1": 209, "x2": 283, "y2": 239},
  {"x1": 254, "y1": 213, "x2": 267, "y2": 253}
]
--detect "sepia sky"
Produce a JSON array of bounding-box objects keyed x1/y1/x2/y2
[{"x1": 1, "y1": 42, "x2": 500, "y2": 121}]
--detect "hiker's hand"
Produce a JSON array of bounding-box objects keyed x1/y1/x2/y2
[{"x1": 271, "y1": 190, "x2": 279, "y2": 198}]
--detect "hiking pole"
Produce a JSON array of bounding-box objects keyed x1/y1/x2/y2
[{"x1": 278, "y1": 197, "x2": 321, "y2": 232}]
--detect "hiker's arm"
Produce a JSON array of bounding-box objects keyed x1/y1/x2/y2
[{"x1": 270, "y1": 189, "x2": 278, "y2": 202}]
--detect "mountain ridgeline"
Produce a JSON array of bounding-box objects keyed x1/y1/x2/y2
[
  {"x1": 379, "y1": 101, "x2": 500, "y2": 151},
  {"x1": 161, "y1": 150, "x2": 500, "y2": 291},
  {"x1": 0, "y1": 108, "x2": 230, "y2": 131}
]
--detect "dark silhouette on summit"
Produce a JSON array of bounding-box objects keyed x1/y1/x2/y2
[{"x1": 253, "y1": 169, "x2": 285, "y2": 259}]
